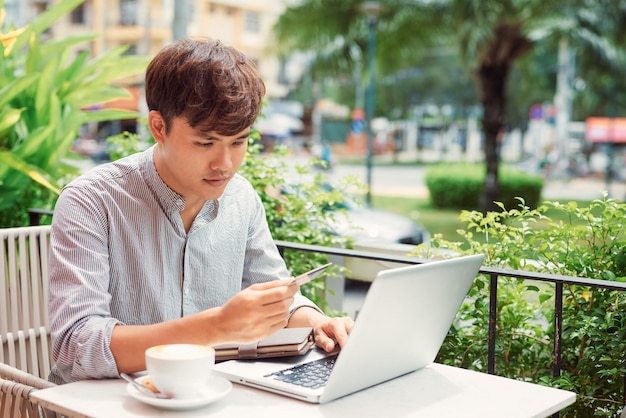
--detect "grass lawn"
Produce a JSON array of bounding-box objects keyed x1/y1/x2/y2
[
  {"x1": 370, "y1": 195, "x2": 464, "y2": 242},
  {"x1": 370, "y1": 194, "x2": 595, "y2": 243}
]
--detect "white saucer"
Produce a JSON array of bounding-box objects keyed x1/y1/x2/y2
[{"x1": 126, "y1": 375, "x2": 232, "y2": 410}]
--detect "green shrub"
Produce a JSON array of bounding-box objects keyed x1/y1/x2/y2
[
  {"x1": 238, "y1": 139, "x2": 363, "y2": 314},
  {"x1": 0, "y1": 0, "x2": 150, "y2": 227},
  {"x1": 416, "y1": 195, "x2": 626, "y2": 417},
  {"x1": 425, "y1": 163, "x2": 544, "y2": 209}
]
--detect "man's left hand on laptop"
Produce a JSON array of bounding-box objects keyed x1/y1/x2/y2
[{"x1": 288, "y1": 308, "x2": 354, "y2": 352}]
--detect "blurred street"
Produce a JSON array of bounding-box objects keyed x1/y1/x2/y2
[
  {"x1": 74, "y1": 149, "x2": 626, "y2": 202},
  {"x1": 289, "y1": 153, "x2": 626, "y2": 202},
  {"x1": 332, "y1": 158, "x2": 626, "y2": 318}
]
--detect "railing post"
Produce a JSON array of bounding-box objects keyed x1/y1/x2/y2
[
  {"x1": 551, "y1": 282, "x2": 564, "y2": 418},
  {"x1": 27, "y1": 209, "x2": 54, "y2": 226},
  {"x1": 488, "y1": 273, "x2": 498, "y2": 375},
  {"x1": 553, "y1": 282, "x2": 563, "y2": 378}
]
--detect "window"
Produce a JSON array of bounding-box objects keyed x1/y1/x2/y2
[
  {"x1": 70, "y1": 3, "x2": 85, "y2": 24},
  {"x1": 120, "y1": 0, "x2": 138, "y2": 26},
  {"x1": 244, "y1": 11, "x2": 260, "y2": 33}
]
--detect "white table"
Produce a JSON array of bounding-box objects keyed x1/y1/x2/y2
[{"x1": 31, "y1": 363, "x2": 575, "y2": 418}]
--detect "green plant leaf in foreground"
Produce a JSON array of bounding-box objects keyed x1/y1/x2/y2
[
  {"x1": 0, "y1": 0, "x2": 150, "y2": 227},
  {"x1": 0, "y1": 151, "x2": 61, "y2": 194}
]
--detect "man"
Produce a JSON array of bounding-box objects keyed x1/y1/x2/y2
[{"x1": 48, "y1": 38, "x2": 353, "y2": 385}]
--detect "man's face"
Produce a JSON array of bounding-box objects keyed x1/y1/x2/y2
[{"x1": 150, "y1": 112, "x2": 250, "y2": 204}]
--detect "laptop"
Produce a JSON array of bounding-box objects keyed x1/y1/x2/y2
[{"x1": 213, "y1": 254, "x2": 485, "y2": 404}]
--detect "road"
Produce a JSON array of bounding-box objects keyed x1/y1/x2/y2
[{"x1": 314, "y1": 159, "x2": 626, "y2": 202}]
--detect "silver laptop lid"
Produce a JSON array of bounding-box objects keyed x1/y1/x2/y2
[{"x1": 320, "y1": 254, "x2": 484, "y2": 403}]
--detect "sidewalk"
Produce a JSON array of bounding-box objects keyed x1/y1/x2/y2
[
  {"x1": 541, "y1": 177, "x2": 626, "y2": 201},
  {"x1": 368, "y1": 176, "x2": 626, "y2": 202},
  {"x1": 316, "y1": 146, "x2": 626, "y2": 202}
]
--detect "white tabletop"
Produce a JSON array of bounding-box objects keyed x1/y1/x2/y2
[{"x1": 31, "y1": 363, "x2": 575, "y2": 418}]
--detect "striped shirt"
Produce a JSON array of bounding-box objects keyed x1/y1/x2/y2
[{"x1": 48, "y1": 146, "x2": 318, "y2": 384}]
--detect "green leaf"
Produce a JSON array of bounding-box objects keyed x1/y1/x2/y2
[
  {"x1": 64, "y1": 71, "x2": 147, "y2": 108},
  {"x1": 82, "y1": 109, "x2": 141, "y2": 123},
  {"x1": 12, "y1": 125, "x2": 54, "y2": 159},
  {"x1": 0, "y1": 74, "x2": 39, "y2": 108},
  {"x1": 62, "y1": 48, "x2": 149, "y2": 102},
  {"x1": 97, "y1": 55, "x2": 151, "y2": 81},
  {"x1": 58, "y1": 50, "x2": 90, "y2": 92},
  {"x1": 25, "y1": 30, "x2": 40, "y2": 74},
  {"x1": 34, "y1": 55, "x2": 59, "y2": 123},
  {"x1": 0, "y1": 151, "x2": 60, "y2": 194},
  {"x1": 538, "y1": 294, "x2": 552, "y2": 304},
  {"x1": 68, "y1": 85, "x2": 132, "y2": 109},
  {"x1": 39, "y1": 33, "x2": 99, "y2": 63},
  {"x1": 0, "y1": 108, "x2": 24, "y2": 135}
]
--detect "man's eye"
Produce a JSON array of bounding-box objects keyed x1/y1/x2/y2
[{"x1": 198, "y1": 142, "x2": 213, "y2": 147}]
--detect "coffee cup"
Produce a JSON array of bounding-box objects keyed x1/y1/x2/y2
[{"x1": 145, "y1": 344, "x2": 215, "y2": 399}]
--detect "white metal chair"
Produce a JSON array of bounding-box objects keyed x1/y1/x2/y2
[
  {"x1": 0, "y1": 226, "x2": 53, "y2": 380},
  {"x1": 0, "y1": 362, "x2": 57, "y2": 418}
]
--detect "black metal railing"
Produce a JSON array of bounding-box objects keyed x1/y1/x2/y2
[
  {"x1": 28, "y1": 208, "x2": 54, "y2": 226},
  {"x1": 275, "y1": 239, "x2": 626, "y2": 418}
]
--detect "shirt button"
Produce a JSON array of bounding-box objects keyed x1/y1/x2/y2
[{"x1": 176, "y1": 199, "x2": 184, "y2": 206}]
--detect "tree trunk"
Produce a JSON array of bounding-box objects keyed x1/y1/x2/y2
[{"x1": 476, "y1": 63, "x2": 508, "y2": 213}]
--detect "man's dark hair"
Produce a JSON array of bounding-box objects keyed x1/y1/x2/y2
[{"x1": 145, "y1": 38, "x2": 266, "y2": 135}]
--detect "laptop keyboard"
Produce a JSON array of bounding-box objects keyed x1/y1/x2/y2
[{"x1": 264, "y1": 355, "x2": 338, "y2": 389}]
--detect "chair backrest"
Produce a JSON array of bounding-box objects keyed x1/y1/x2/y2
[
  {"x1": 0, "y1": 377, "x2": 38, "y2": 418},
  {"x1": 0, "y1": 363, "x2": 57, "y2": 418},
  {"x1": 0, "y1": 226, "x2": 53, "y2": 380}
]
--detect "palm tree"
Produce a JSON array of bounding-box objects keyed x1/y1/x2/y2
[{"x1": 273, "y1": 0, "x2": 624, "y2": 211}]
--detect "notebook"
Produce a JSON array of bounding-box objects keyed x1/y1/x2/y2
[{"x1": 213, "y1": 254, "x2": 485, "y2": 404}]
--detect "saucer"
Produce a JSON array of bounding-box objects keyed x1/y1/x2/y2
[{"x1": 126, "y1": 375, "x2": 232, "y2": 410}]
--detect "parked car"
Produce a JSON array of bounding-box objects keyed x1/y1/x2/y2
[
  {"x1": 281, "y1": 183, "x2": 429, "y2": 246},
  {"x1": 280, "y1": 182, "x2": 429, "y2": 282},
  {"x1": 330, "y1": 198, "x2": 429, "y2": 246}
]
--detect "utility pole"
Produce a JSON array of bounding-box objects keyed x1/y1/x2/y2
[
  {"x1": 554, "y1": 38, "x2": 574, "y2": 180},
  {"x1": 360, "y1": 2, "x2": 382, "y2": 205},
  {"x1": 172, "y1": 0, "x2": 189, "y2": 41}
]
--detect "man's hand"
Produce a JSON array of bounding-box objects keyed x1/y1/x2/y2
[
  {"x1": 288, "y1": 307, "x2": 354, "y2": 352},
  {"x1": 312, "y1": 316, "x2": 354, "y2": 352},
  {"x1": 111, "y1": 281, "x2": 297, "y2": 373},
  {"x1": 212, "y1": 280, "x2": 298, "y2": 343}
]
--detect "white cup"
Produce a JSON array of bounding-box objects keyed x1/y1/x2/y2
[{"x1": 145, "y1": 344, "x2": 215, "y2": 399}]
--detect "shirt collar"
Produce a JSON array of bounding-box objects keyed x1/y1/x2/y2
[{"x1": 139, "y1": 146, "x2": 219, "y2": 224}]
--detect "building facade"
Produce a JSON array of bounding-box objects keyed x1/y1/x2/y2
[{"x1": 4, "y1": 0, "x2": 291, "y2": 104}]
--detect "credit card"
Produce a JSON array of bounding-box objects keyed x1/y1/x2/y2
[{"x1": 289, "y1": 263, "x2": 332, "y2": 286}]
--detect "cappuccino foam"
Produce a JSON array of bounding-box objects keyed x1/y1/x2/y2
[{"x1": 147, "y1": 344, "x2": 213, "y2": 360}]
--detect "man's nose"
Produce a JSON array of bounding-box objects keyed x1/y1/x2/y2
[{"x1": 210, "y1": 146, "x2": 233, "y2": 172}]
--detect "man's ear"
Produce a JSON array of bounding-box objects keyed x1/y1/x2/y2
[{"x1": 148, "y1": 111, "x2": 166, "y2": 144}]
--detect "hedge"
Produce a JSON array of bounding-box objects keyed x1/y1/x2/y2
[{"x1": 425, "y1": 163, "x2": 544, "y2": 209}]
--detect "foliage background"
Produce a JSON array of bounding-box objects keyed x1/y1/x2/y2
[
  {"x1": 0, "y1": 0, "x2": 150, "y2": 227},
  {"x1": 420, "y1": 197, "x2": 626, "y2": 417}
]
